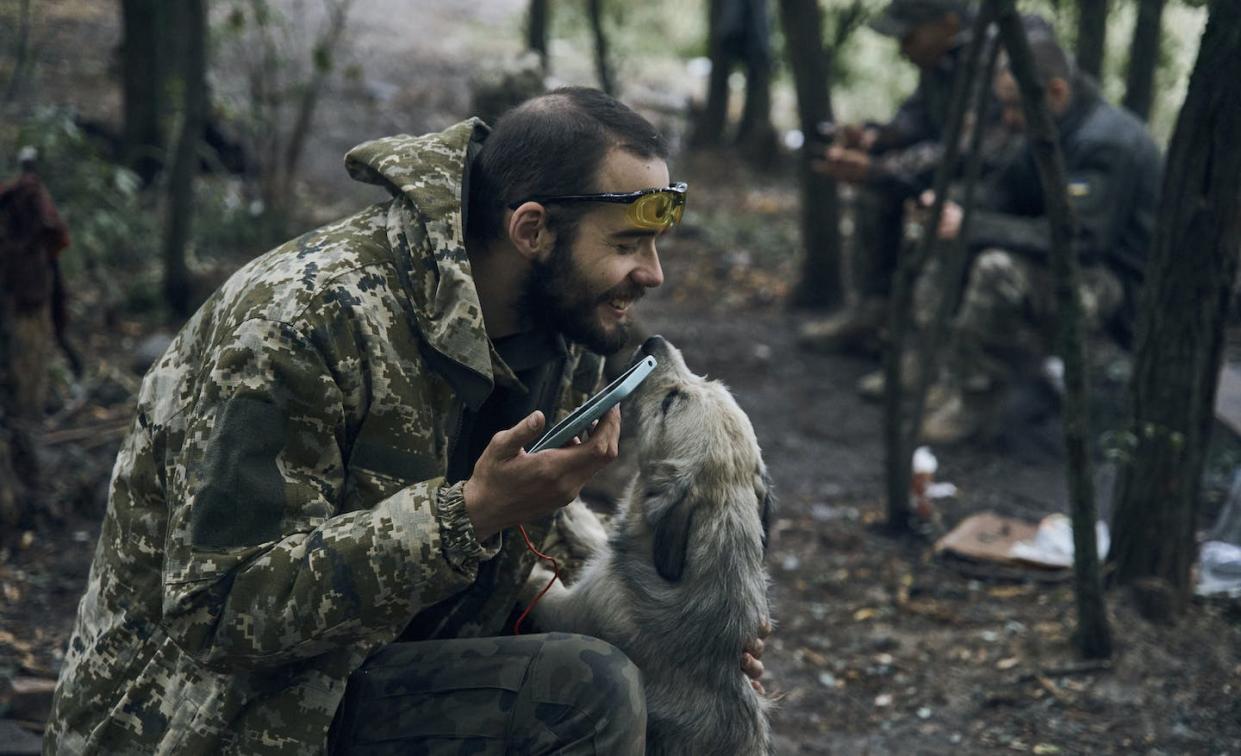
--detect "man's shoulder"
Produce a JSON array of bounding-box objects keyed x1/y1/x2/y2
[
  {"x1": 1077, "y1": 99, "x2": 1160, "y2": 158},
  {"x1": 218, "y1": 202, "x2": 400, "y2": 326}
]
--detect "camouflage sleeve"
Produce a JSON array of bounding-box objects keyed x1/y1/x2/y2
[
  {"x1": 867, "y1": 140, "x2": 942, "y2": 198},
  {"x1": 161, "y1": 317, "x2": 483, "y2": 667}
]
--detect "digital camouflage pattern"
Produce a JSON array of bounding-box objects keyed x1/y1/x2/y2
[
  {"x1": 329, "y1": 633, "x2": 646, "y2": 754},
  {"x1": 915, "y1": 249, "x2": 1123, "y2": 391},
  {"x1": 47, "y1": 119, "x2": 605, "y2": 755}
]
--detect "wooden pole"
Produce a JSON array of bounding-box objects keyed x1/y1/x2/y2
[
  {"x1": 883, "y1": 1, "x2": 992, "y2": 532},
  {"x1": 995, "y1": 0, "x2": 1112, "y2": 659}
]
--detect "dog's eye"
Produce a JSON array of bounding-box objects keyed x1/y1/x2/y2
[{"x1": 660, "y1": 389, "x2": 682, "y2": 415}]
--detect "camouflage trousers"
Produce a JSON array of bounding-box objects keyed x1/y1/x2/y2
[
  {"x1": 913, "y1": 248, "x2": 1124, "y2": 390},
  {"x1": 328, "y1": 633, "x2": 646, "y2": 755}
]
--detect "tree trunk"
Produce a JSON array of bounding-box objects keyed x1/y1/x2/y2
[
  {"x1": 120, "y1": 0, "x2": 166, "y2": 184},
  {"x1": 997, "y1": 0, "x2": 1112, "y2": 659},
  {"x1": 1122, "y1": 0, "x2": 1166, "y2": 122},
  {"x1": 1075, "y1": 0, "x2": 1109, "y2": 80},
  {"x1": 527, "y1": 0, "x2": 549, "y2": 71},
  {"x1": 587, "y1": 0, "x2": 615, "y2": 96},
  {"x1": 2, "y1": 0, "x2": 33, "y2": 103},
  {"x1": 162, "y1": 0, "x2": 207, "y2": 317},
  {"x1": 0, "y1": 422, "x2": 18, "y2": 535},
  {"x1": 693, "y1": 0, "x2": 730, "y2": 148},
  {"x1": 735, "y1": 1, "x2": 777, "y2": 169},
  {"x1": 1110, "y1": 0, "x2": 1241, "y2": 611},
  {"x1": 778, "y1": 0, "x2": 842, "y2": 311}
]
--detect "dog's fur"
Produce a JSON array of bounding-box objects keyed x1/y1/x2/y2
[{"x1": 530, "y1": 336, "x2": 774, "y2": 755}]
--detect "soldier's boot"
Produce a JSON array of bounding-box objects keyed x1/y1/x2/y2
[
  {"x1": 919, "y1": 386, "x2": 1002, "y2": 446},
  {"x1": 797, "y1": 298, "x2": 888, "y2": 357},
  {"x1": 855, "y1": 352, "x2": 951, "y2": 411}
]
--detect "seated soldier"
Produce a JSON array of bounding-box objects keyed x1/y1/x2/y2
[
  {"x1": 917, "y1": 30, "x2": 1162, "y2": 444},
  {"x1": 798, "y1": 0, "x2": 1013, "y2": 357}
]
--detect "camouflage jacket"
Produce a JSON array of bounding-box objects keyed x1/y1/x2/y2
[{"x1": 46, "y1": 119, "x2": 604, "y2": 755}]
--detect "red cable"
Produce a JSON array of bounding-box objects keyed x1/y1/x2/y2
[{"x1": 513, "y1": 524, "x2": 560, "y2": 635}]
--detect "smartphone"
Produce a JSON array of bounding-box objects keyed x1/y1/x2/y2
[{"x1": 528, "y1": 356, "x2": 657, "y2": 453}]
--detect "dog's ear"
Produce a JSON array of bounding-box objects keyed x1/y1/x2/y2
[{"x1": 644, "y1": 461, "x2": 695, "y2": 582}]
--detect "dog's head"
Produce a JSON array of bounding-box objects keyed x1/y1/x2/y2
[{"x1": 621, "y1": 335, "x2": 773, "y2": 582}]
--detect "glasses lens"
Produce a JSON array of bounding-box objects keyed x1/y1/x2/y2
[{"x1": 628, "y1": 191, "x2": 683, "y2": 229}]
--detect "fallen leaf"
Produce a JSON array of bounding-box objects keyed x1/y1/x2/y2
[
  {"x1": 988, "y1": 585, "x2": 1032, "y2": 599},
  {"x1": 1033, "y1": 745, "x2": 1061, "y2": 755},
  {"x1": 996, "y1": 657, "x2": 1020, "y2": 670},
  {"x1": 801, "y1": 649, "x2": 828, "y2": 667},
  {"x1": 853, "y1": 608, "x2": 877, "y2": 621}
]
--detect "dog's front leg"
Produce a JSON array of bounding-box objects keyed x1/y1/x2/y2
[{"x1": 520, "y1": 560, "x2": 582, "y2": 632}]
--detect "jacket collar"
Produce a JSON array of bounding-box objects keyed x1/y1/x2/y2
[{"x1": 344, "y1": 119, "x2": 516, "y2": 409}]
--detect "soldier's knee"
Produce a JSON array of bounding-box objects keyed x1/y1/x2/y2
[
  {"x1": 535, "y1": 633, "x2": 646, "y2": 740},
  {"x1": 964, "y1": 248, "x2": 1026, "y2": 307},
  {"x1": 973, "y1": 248, "x2": 1018, "y2": 279}
]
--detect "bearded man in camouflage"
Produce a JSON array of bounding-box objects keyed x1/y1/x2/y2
[{"x1": 47, "y1": 87, "x2": 765, "y2": 754}]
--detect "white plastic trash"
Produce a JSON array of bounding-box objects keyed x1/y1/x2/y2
[{"x1": 1008, "y1": 513, "x2": 1110, "y2": 569}]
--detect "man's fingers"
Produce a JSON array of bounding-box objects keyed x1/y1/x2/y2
[
  {"x1": 493, "y1": 411, "x2": 545, "y2": 458},
  {"x1": 592, "y1": 406, "x2": 621, "y2": 458},
  {"x1": 758, "y1": 618, "x2": 773, "y2": 638},
  {"x1": 742, "y1": 652, "x2": 764, "y2": 681},
  {"x1": 745, "y1": 636, "x2": 765, "y2": 658}
]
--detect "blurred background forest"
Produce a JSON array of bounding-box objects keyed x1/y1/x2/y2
[{"x1": 1, "y1": 0, "x2": 1239, "y2": 753}]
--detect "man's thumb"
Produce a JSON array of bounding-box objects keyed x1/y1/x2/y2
[{"x1": 496, "y1": 411, "x2": 545, "y2": 456}]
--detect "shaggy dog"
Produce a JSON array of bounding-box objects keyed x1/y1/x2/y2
[{"x1": 529, "y1": 335, "x2": 774, "y2": 755}]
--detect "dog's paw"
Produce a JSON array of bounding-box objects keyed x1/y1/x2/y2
[
  {"x1": 519, "y1": 560, "x2": 558, "y2": 606},
  {"x1": 557, "y1": 499, "x2": 610, "y2": 559}
]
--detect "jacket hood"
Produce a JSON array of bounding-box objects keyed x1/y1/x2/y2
[{"x1": 344, "y1": 119, "x2": 506, "y2": 400}]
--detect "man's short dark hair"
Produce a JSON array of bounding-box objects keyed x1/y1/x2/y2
[
  {"x1": 1000, "y1": 21, "x2": 1073, "y2": 86},
  {"x1": 466, "y1": 87, "x2": 669, "y2": 244}
]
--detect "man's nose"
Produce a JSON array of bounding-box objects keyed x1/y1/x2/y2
[{"x1": 633, "y1": 246, "x2": 664, "y2": 288}]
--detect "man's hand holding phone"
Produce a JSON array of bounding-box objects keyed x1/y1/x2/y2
[
  {"x1": 463, "y1": 407, "x2": 621, "y2": 542},
  {"x1": 809, "y1": 122, "x2": 877, "y2": 184}
]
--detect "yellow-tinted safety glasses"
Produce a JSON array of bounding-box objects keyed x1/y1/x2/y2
[{"x1": 509, "y1": 182, "x2": 688, "y2": 231}]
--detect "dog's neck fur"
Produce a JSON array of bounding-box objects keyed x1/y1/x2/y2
[{"x1": 611, "y1": 472, "x2": 768, "y2": 672}]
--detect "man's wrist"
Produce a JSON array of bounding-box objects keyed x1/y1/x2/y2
[
  {"x1": 436, "y1": 480, "x2": 499, "y2": 572},
  {"x1": 462, "y1": 478, "x2": 500, "y2": 543}
]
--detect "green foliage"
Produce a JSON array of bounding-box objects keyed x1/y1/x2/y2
[
  {"x1": 10, "y1": 109, "x2": 157, "y2": 283},
  {"x1": 7, "y1": 109, "x2": 277, "y2": 316}
]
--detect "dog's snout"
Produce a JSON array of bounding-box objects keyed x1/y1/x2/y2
[{"x1": 640, "y1": 335, "x2": 668, "y2": 357}]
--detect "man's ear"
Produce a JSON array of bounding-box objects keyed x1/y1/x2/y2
[{"x1": 507, "y1": 201, "x2": 554, "y2": 263}]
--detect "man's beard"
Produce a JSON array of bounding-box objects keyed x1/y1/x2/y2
[{"x1": 520, "y1": 233, "x2": 642, "y2": 355}]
